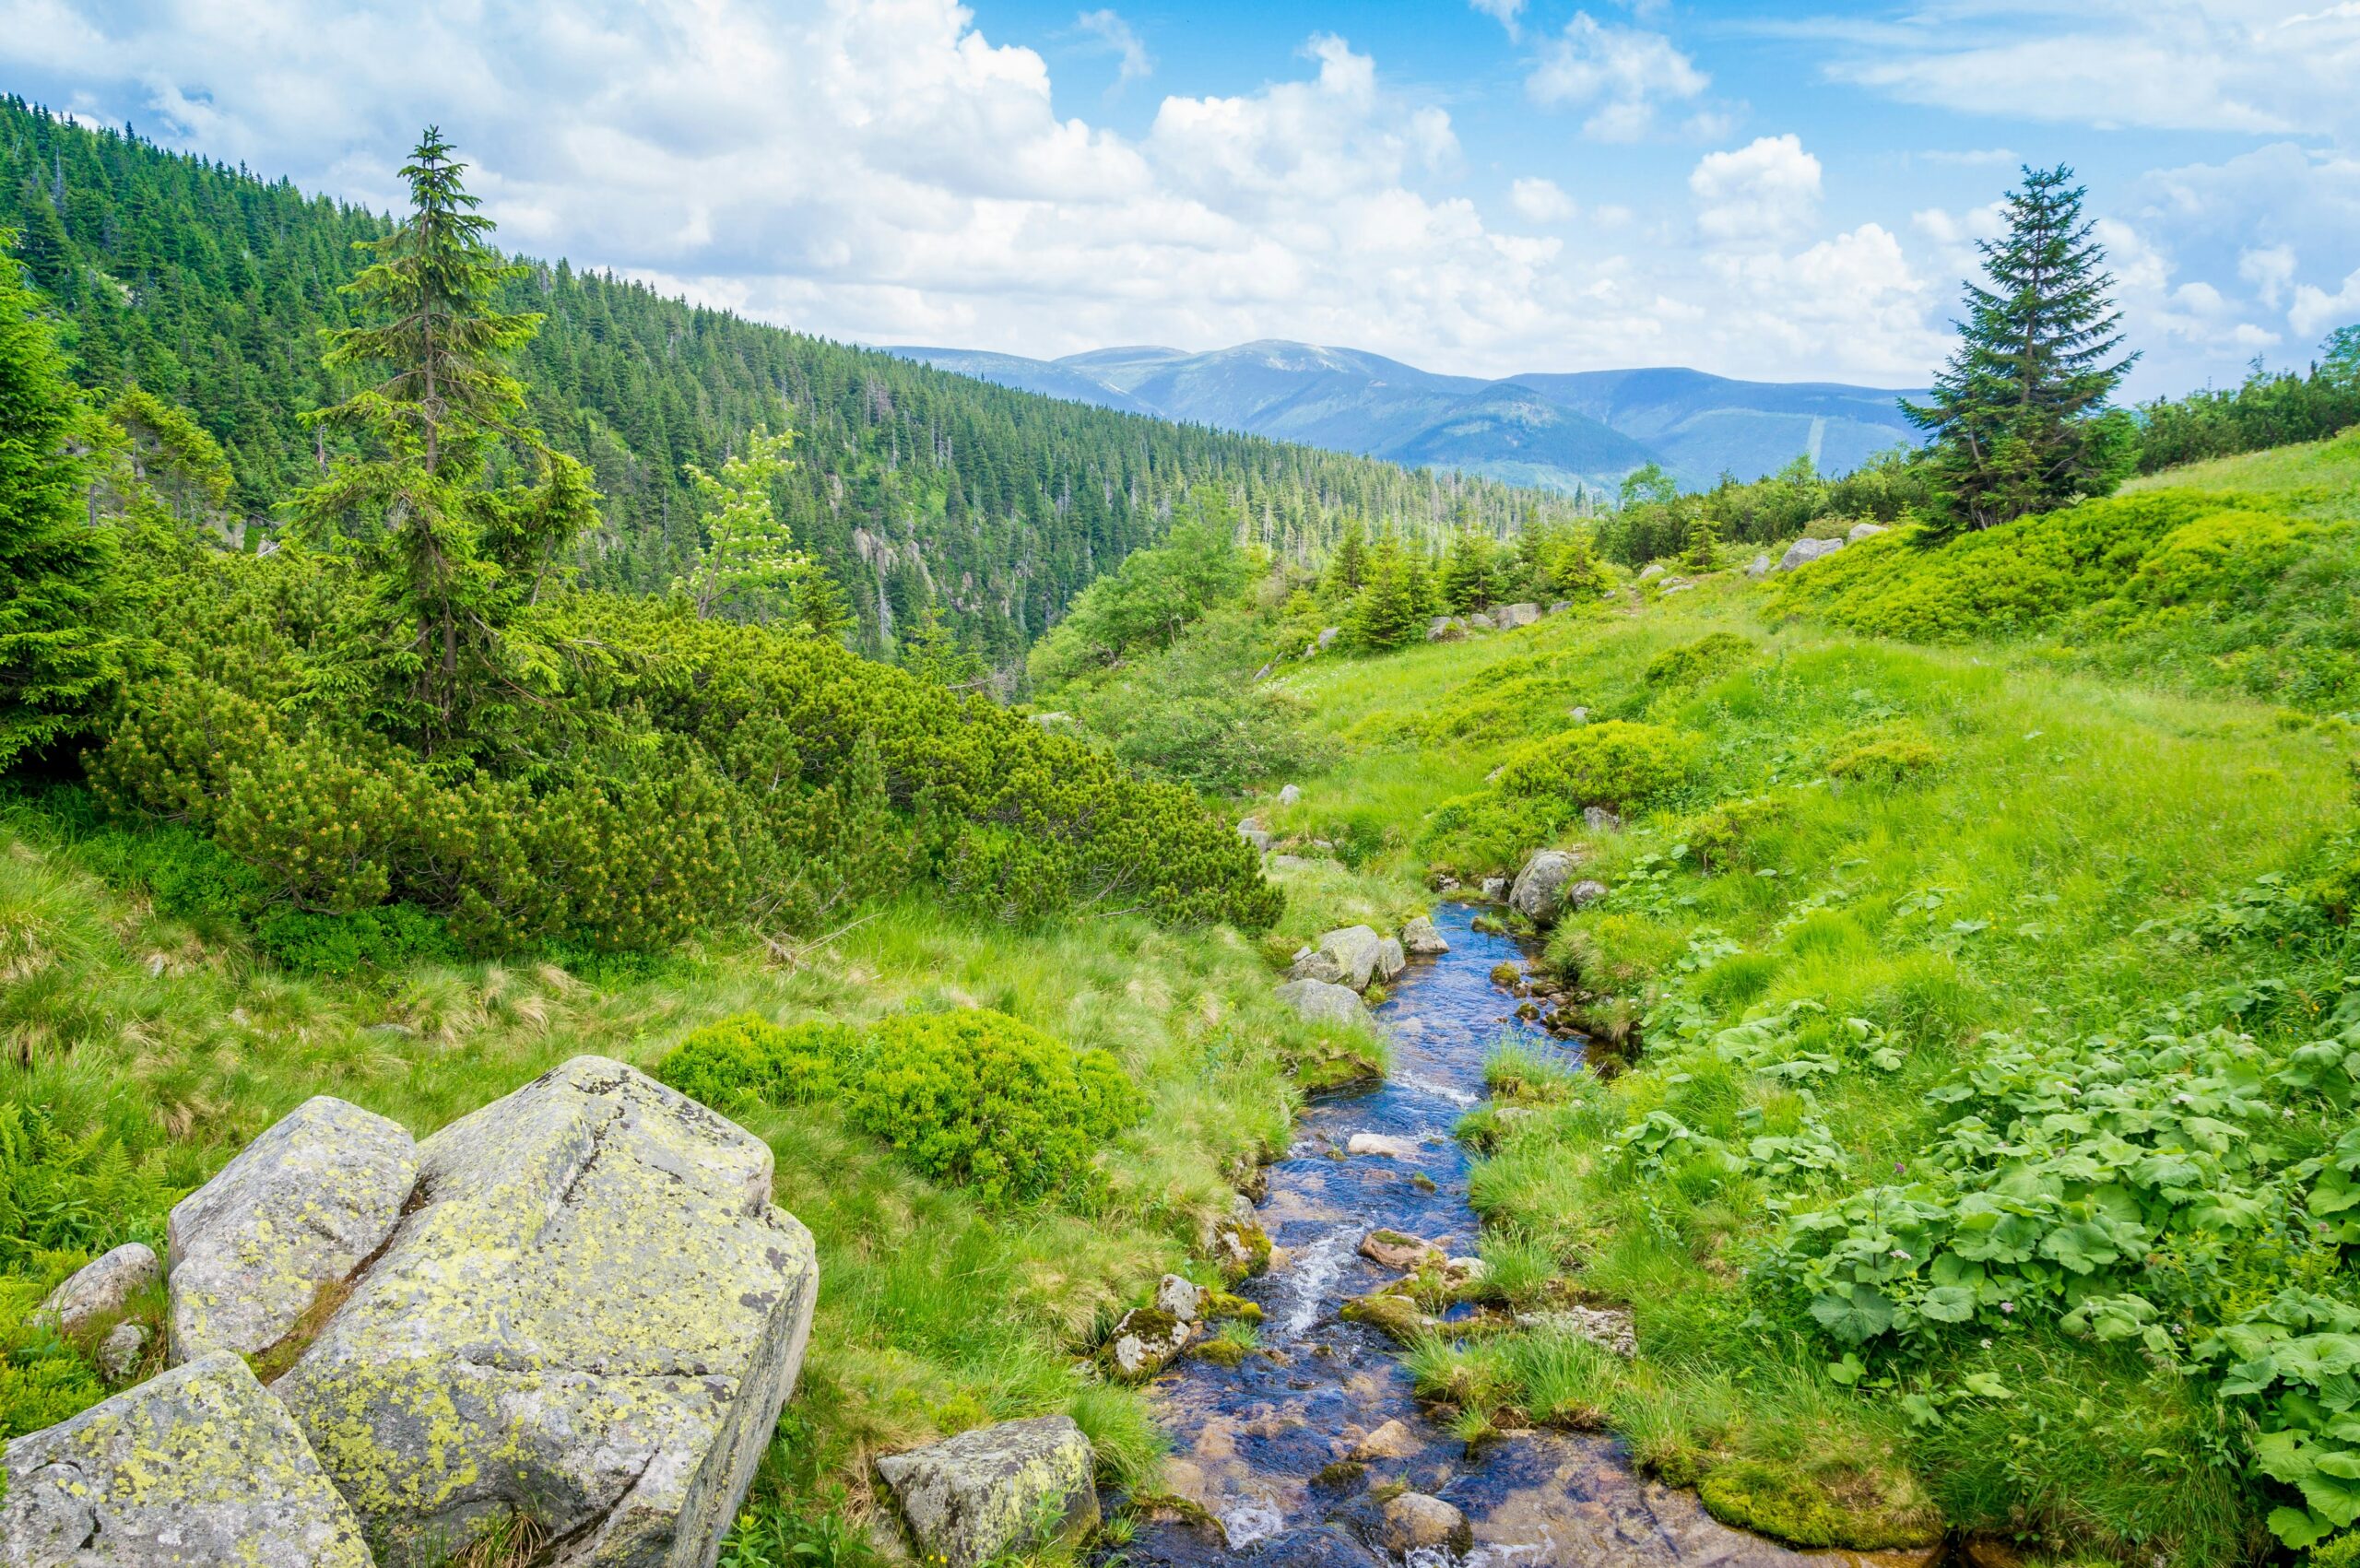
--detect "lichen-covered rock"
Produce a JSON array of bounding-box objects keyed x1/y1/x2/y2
[
  {"x1": 1583, "y1": 805, "x2": 1623, "y2": 833},
  {"x1": 1345, "y1": 1132, "x2": 1420, "y2": 1159},
  {"x1": 1375, "y1": 937, "x2": 1406, "y2": 983},
  {"x1": 1399, "y1": 915, "x2": 1448, "y2": 956},
  {"x1": 1480, "y1": 876, "x2": 1509, "y2": 900},
  {"x1": 168, "y1": 1095, "x2": 416, "y2": 1363},
  {"x1": 1744, "y1": 554, "x2": 1772, "y2": 578},
  {"x1": 273, "y1": 1055, "x2": 818, "y2": 1568},
  {"x1": 1776, "y1": 536, "x2": 1845, "y2": 572},
  {"x1": 1426, "y1": 615, "x2": 1467, "y2": 643},
  {"x1": 1208, "y1": 1197, "x2": 1273, "y2": 1283},
  {"x1": 1107, "y1": 1306, "x2": 1192, "y2": 1381},
  {"x1": 1639, "y1": 562, "x2": 1667, "y2": 581},
  {"x1": 95, "y1": 1323, "x2": 147, "y2": 1384},
  {"x1": 1509, "y1": 849, "x2": 1584, "y2": 924},
  {"x1": 1495, "y1": 602, "x2": 1540, "y2": 629},
  {"x1": 1275, "y1": 978, "x2": 1368, "y2": 1029},
  {"x1": 1292, "y1": 925, "x2": 1389, "y2": 990},
  {"x1": 1339, "y1": 1291, "x2": 1428, "y2": 1341},
  {"x1": 1237, "y1": 817, "x2": 1274, "y2": 852},
  {"x1": 1317, "y1": 626, "x2": 1340, "y2": 649},
  {"x1": 1467, "y1": 612, "x2": 1498, "y2": 631},
  {"x1": 1278, "y1": 784, "x2": 1302, "y2": 806},
  {"x1": 0, "y1": 1350, "x2": 372, "y2": 1566},
  {"x1": 37, "y1": 1244, "x2": 159, "y2": 1337},
  {"x1": 1156, "y1": 1273, "x2": 1204, "y2": 1324},
  {"x1": 1847, "y1": 522, "x2": 1888, "y2": 543},
  {"x1": 874, "y1": 1416, "x2": 1097, "y2": 1568},
  {"x1": 1567, "y1": 878, "x2": 1610, "y2": 911}
]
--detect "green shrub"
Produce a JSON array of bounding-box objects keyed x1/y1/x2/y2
[
  {"x1": 659, "y1": 1008, "x2": 1146, "y2": 1204},
  {"x1": 1496, "y1": 720, "x2": 1692, "y2": 814},
  {"x1": 253, "y1": 903, "x2": 457, "y2": 980},
  {"x1": 1823, "y1": 725, "x2": 1942, "y2": 784},
  {"x1": 1643, "y1": 632, "x2": 1756, "y2": 690},
  {"x1": 1420, "y1": 790, "x2": 1562, "y2": 875},
  {"x1": 2314, "y1": 1531, "x2": 2360, "y2": 1568},
  {"x1": 89, "y1": 558, "x2": 1282, "y2": 952},
  {"x1": 1682, "y1": 795, "x2": 1789, "y2": 871}
]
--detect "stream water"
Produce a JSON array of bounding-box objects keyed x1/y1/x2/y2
[{"x1": 1117, "y1": 902, "x2": 1891, "y2": 1568}]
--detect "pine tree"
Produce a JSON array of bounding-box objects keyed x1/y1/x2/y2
[
  {"x1": 678, "y1": 425, "x2": 811, "y2": 621},
  {"x1": 1440, "y1": 527, "x2": 1497, "y2": 613},
  {"x1": 1549, "y1": 529, "x2": 1610, "y2": 597},
  {"x1": 0, "y1": 238, "x2": 115, "y2": 767},
  {"x1": 900, "y1": 602, "x2": 985, "y2": 690},
  {"x1": 1683, "y1": 507, "x2": 1718, "y2": 572},
  {"x1": 1325, "y1": 520, "x2": 1369, "y2": 596},
  {"x1": 1906, "y1": 166, "x2": 2138, "y2": 533},
  {"x1": 1348, "y1": 531, "x2": 1422, "y2": 651},
  {"x1": 295, "y1": 128, "x2": 597, "y2": 762}
]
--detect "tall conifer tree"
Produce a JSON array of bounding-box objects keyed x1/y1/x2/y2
[
  {"x1": 0, "y1": 238, "x2": 114, "y2": 768},
  {"x1": 1906, "y1": 166, "x2": 2137, "y2": 533}
]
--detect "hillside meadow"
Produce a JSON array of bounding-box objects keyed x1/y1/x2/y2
[{"x1": 1224, "y1": 434, "x2": 2360, "y2": 1565}]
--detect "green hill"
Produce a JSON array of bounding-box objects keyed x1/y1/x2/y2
[
  {"x1": 0, "y1": 97, "x2": 1575, "y2": 673},
  {"x1": 1092, "y1": 431, "x2": 2360, "y2": 1565}
]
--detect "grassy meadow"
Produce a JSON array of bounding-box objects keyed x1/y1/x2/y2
[
  {"x1": 1233, "y1": 434, "x2": 2360, "y2": 1565},
  {"x1": 0, "y1": 785, "x2": 1386, "y2": 1559}
]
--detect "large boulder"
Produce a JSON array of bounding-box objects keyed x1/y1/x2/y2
[
  {"x1": 1425, "y1": 615, "x2": 1466, "y2": 643},
  {"x1": 1743, "y1": 553, "x2": 1772, "y2": 579},
  {"x1": 1399, "y1": 915, "x2": 1448, "y2": 956},
  {"x1": 1847, "y1": 521, "x2": 1889, "y2": 542},
  {"x1": 1275, "y1": 978, "x2": 1368, "y2": 1029},
  {"x1": 168, "y1": 1095, "x2": 416, "y2": 1364},
  {"x1": 875, "y1": 1416, "x2": 1098, "y2": 1568},
  {"x1": 37, "y1": 1244, "x2": 159, "y2": 1337},
  {"x1": 1237, "y1": 817, "x2": 1273, "y2": 852},
  {"x1": 1495, "y1": 601, "x2": 1540, "y2": 629},
  {"x1": 1466, "y1": 612, "x2": 1497, "y2": 632},
  {"x1": 1277, "y1": 784, "x2": 1302, "y2": 806},
  {"x1": 273, "y1": 1056, "x2": 819, "y2": 1568},
  {"x1": 1292, "y1": 925, "x2": 1394, "y2": 990},
  {"x1": 0, "y1": 1351, "x2": 372, "y2": 1566},
  {"x1": 1776, "y1": 536, "x2": 1845, "y2": 572},
  {"x1": 1509, "y1": 849, "x2": 1584, "y2": 923}
]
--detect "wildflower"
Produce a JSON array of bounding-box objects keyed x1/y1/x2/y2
[
  {"x1": 2000, "y1": 1301, "x2": 2015, "y2": 1315},
  {"x1": 1980, "y1": 1338, "x2": 1993, "y2": 1349}
]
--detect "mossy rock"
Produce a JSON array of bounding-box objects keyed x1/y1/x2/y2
[
  {"x1": 1488, "y1": 961, "x2": 1523, "y2": 990},
  {"x1": 1194, "y1": 1338, "x2": 1247, "y2": 1368},
  {"x1": 1339, "y1": 1291, "x2": 1429, "y2": 1342},
  {"x1": 1696, "y1": 1457, "x2": 1942, "y2": 1552},
  {"x1": 1203, "y1": 1289, "x2": 1262, "y2": 1324}
]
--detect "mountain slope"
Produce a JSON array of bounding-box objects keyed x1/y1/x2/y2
[
  {"x1": 891, "y1": 340, "x2": 1923, "y2": 491},
  {"x1": 0, "y1": 97, "x2": 1577, "y2": 673}
]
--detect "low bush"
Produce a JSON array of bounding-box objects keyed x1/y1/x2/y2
[
  {"x1": 1681, "y1": 795, "x2": 1790, "y2": 872},
  {"x1": 1496, "y1": 721, "x2": 1693, "y2": 815},
  {"x1": 1644, "y1": 633, "x2": 1757, "y2": 690},
  {"x1": 659, "y1": 1008, "x2": 1146, "y2": 1204},
  {"x1": 1823, "y1": 725, "x2": 1942, "y2": 785}
]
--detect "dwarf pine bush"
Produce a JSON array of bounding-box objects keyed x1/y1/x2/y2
[{"x1": 660, "y1": 1008, "x2": 1146, "y2": 1204}]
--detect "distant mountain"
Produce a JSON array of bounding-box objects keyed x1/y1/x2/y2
[{"x1": 888, "y1": 339, "x2": 1922, "y2": 491}]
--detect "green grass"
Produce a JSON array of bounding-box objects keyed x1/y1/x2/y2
[
  {"x1": 1238, "y1": 440, "x2": 2360, "y2": 1565},
  {"x1": 0, "y1": 789, "x2": 1373, "y2": 1548}
]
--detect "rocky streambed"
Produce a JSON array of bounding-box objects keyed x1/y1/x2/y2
[{"x1": 1117, "y1": 902, "x2": 1918, "y2": 1568}]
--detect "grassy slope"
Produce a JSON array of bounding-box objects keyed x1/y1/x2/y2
[
  {"x1": 0, "y1": 796, "x2": 1384, "y2": 1552},
  {"x1": 1236, "y1": 438, "x2": 2360, "y2": 1564}
]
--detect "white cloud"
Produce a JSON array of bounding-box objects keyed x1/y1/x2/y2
[
  {"x1": 1510, "y1": 176, "x2": 1575, "y2": 223},
  {"x1": 2239, "y1": 244, "x2": 2299, "y2": 307},
  {"x1": 1075, "y1": 8, "x2": 1151, "y2": 86},
  {"x1": 1469, "y1": 0, "x2": 1525, "y2": 41},
  {"x1": 1526, "y1": 12, "x2": 1708, "y2": 141},
  {"x1": 1690, "y1": 135, "x2": 1822, "y2": 242},
  {"x1": 2293, "y1": 270, "x2": 2360, "y2": 337},
  {"x1": 1818, "y1": 1, "x2": 2360, "y2": 142},
  {"x1": 0, "y1": 0, "x2": 1965, "y2": 385}
]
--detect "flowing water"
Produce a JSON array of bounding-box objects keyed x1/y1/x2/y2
[{"x1": 1116, "y1": 902, "x2": 1897, "y2": 1568}]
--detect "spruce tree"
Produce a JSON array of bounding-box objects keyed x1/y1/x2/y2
[
  {"x1": 296, "y1": 128, "x2": 597, "y2": 762},
  {"x1": 1348, "y1": 531, "x2": 1422, "y2": 651},
  {"x1": 0, "y1": 238, "x2": 114, "y2": 768},
  {"x1": 1906, "y1": 166, "x2": 2138, "y2": 533}
]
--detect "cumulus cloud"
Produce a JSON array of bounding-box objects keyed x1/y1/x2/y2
[
  {"x1": 2293, "y1": 270, "x2": 2360, "y2": 338},
  {"x1": 1075, "y1": 8, "x2": 1151, "y2": 86},
  {"x1": 1510, "y1": 176, "x2": 1575, "y2": 223},
  {"x1": 1526, "y1": 12, "x2": 1708, "y2": 141},
  {"x1": 0, "y1": 0, "x2": 1956, "y2": 385},
  {"x1": 1691, "y1": 135, "x2": 1822, "y2": 242}
]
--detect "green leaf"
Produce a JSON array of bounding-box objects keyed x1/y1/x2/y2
[{"x1": 1919, "y1": 1285, "x2": 1977, "y2": 1323}]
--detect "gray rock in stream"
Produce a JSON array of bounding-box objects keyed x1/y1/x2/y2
[
  {"x1": 1275, "y1": 979, "x2": 1369, "y2": 1029},
  {"x1": 875, "y1": 1416, "x2": 1098, "y2": 1568}
]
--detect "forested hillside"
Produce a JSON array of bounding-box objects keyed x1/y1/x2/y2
[{"x1": 0, "y1": 97, "x2": 1575, "y2": 671}]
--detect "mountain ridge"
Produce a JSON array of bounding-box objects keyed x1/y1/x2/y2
[{"x1": 888, "y1": 339, "x2": 1924, "y2": 492}]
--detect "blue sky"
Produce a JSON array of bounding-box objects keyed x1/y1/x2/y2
[{"x1": 6, "y1": 1, "x2": 2355, "y2": 396}]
